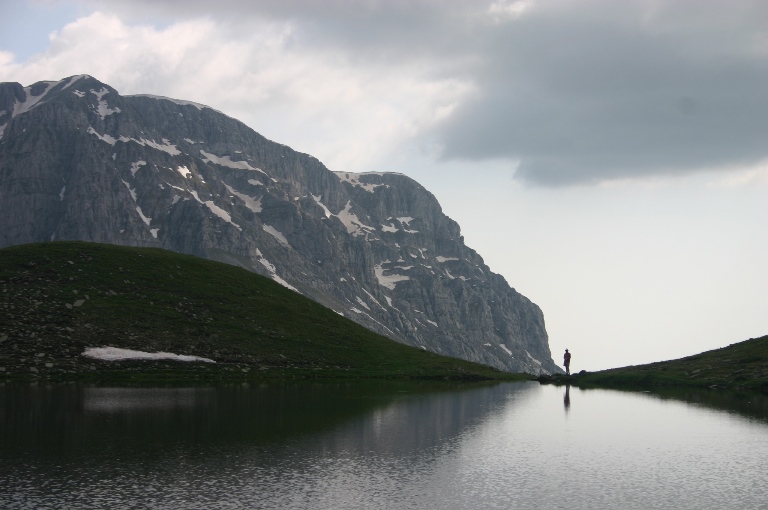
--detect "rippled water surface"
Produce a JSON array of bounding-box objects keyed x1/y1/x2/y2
[{"x1": 2, "y1": 381, "x2": 768, "y2": 509}]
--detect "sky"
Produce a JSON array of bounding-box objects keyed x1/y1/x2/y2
[{"x1": 2, "y1": 0, "x2": 766, "y2": 371}]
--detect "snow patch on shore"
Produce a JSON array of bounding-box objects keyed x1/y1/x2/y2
[{"x1": 82, "y1": 347, "x2": 215, "y2": 363}]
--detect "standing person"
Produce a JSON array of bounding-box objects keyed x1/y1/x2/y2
[{"x1": 564, "y1": 349, "x2": 571, "y2": 375}]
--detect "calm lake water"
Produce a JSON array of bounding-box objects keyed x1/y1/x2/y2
[{"x1": 2, "y1": 381, "x2": 768, "y2": 509}]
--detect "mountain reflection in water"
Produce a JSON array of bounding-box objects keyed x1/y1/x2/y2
[{"x1": 1, "y1": 381, "x2": 768, "y2": 509}]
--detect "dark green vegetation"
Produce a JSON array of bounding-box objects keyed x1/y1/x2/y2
[
  {"x1": 540, "y1": 335, "x2": 768, "y2": 394},
  {"x1": 0, "y1": 242, "x2": 526, "y2": 383}
]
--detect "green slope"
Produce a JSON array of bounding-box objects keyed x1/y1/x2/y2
[
  {"x1": 0, "y1": 241, "x2": 524, "y2": 383},
  {"x1": 540, "y1": 335, "x2": 768, "y2": 393}
]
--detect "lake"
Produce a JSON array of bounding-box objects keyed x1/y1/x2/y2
[{"x1": 2, "y1": 381, "x2": 768, "y2": 509}]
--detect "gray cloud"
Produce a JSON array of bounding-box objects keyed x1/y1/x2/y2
[
  {"x1": 83, "y1": 0, "x2": 472, "y2": 57},
  {"x1": 435, "y1": 1, "x2": 768, "y2": 186},
  {"x1": 76, "y1": 0, "x2": 768, "y2": 186}
]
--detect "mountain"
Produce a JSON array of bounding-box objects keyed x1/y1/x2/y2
[{"x1": 0, "y1": 75, "x2": 559, "y2": 375}]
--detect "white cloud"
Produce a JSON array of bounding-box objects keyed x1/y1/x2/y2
[
  {"x1": 487, "y1": 0, "x2": 534, "y2": 22},
  {"x1": 8, "y1": 2, "x2": 767, "y2": 186},
  {"x1": 1, "y1": 10, "x2": 468, "y2": 175},
  {"x1": 0, "y1": 50, "x2": 16, "y2": 70}
]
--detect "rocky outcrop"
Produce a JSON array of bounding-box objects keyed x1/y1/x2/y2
[{"x1": 0, "y1": 75, "x2": 559, "y2": 374}]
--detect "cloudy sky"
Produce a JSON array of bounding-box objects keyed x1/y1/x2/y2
[{"x1": 2, "y1": 0, "x2": 766, "y2": 371}]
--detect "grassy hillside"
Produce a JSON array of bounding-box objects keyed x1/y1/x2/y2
[
  {"x1": 540, "y1": 335, "x2": 768, "y2": 393},
  {"x1": 0, "y1": 242, "x2": 526, "y2": 383}
]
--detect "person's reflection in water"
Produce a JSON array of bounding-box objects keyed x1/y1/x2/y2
[{"x1": 563, "y1": 384, "x2": 571, "y2": 412}]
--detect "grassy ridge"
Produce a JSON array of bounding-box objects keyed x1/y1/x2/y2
[
  {"x1": 0, "y1": 241, "x2": 525, "y2": 383},
  {"x1": 540, "y1": 335, "x2": 768, "y2": 393}
]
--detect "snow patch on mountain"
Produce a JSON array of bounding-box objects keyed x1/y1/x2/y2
[
  {"x1": 311, "y1": 194, "x2": 333, "y2": 218},
  {"x1": 86, "y1": 128, "x2": 182, "y2": 156},
  {"x1": 205, "y1": 201, "x2": 240, "y2": 231},
  {"x1": 121, "y1": 179, "x2": 154, "y2": 228},
  {"x1": 362, "y1": 288, "x2": 386, "y2": 310},
  {"x1": 121, "y1": 179, "x2": 137, "y2": 202},
  {"x1": 62, "y1": 75, "x2": 88, "y2": 90},
  {"x1": 136, "y1": 206, "x2": 152, "y2": 226},
  {"x1": 381, "y1": 223, "x2": 398, "y2": 233},
  {"x1": 346, "y1": 306, "x2": 397, "y2": 336},
  {"x1": 381, "y1": 216, "x2": 419, "y2": 234},
  {"x1": 335, "y1": 172, "x2": 389, "y2": 192},
  {"x1": 131, "y1": 161, "x2": 146, "y2": 177},
  {"x1": 87, "y1": 127, "x2": 117, "y2": 145},
  {"x1": 355, "y1": 296, "x2": 371, "y2": 310},
  {"x1": 140, "y1": 138, "x2": 181, "y2": 156},
  {"x1": 337, "y1": 201, "x2": 375, "y2": 237},
  {"x1": 225, "y1": 183, "x2": 262, "y2": 213},
  {"x1": 374, "y1": 262, "x2": 410, "y2": 289},
  {"x1": 263, "y1": 224, "x2": 289, "y2": 247},
  {"x1": 186, "y1": 189, "x2": 241, "y2": 231},
  {"x1": 200, "y1": 150, "x2": 266, "y2": 174},
  {"x1": 256, "y1": 249, "x2": 298, "y2": 292},
  {"x1": 12, "y1": 82, "x2": 55, "y2": 117},
  {"x1": 525, "y1": 350, "x2": 543, "y2": 367},
  {"x1": 90, "y1": 88, "x2": 121, "y2": 119}
]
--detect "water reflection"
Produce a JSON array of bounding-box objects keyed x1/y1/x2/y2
[
  {"x1": 83, "y1": 387, "x2": 208, "y2": 412},
  {"x1": 0, "y1": 381, "x2": 511, "y2": 459},
  {"x1": 647, "y1": 386, "x2": 768, "y2": 423},
  {"x1": 2, "y1": 382, "x2": 768, "y2": 509}
]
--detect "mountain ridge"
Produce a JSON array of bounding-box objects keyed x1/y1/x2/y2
[{"x1": 0, "y1": 74, "x2": 559, "y2": 374}]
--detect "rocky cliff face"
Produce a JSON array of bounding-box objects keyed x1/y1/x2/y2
[{"x1": 0, "y1": 75, "x2": 559, "y2": 374}]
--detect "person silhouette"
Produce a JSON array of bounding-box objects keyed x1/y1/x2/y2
[{"x1": 564, "y1": 349, "x2": 571, "y2": 375}]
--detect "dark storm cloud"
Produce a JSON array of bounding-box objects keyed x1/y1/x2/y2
[
  {"x1": 82, "y1": 0, "x2": 768, "y2": 186},
  {"x1": 436, "y1": 1, "x2": 768, "y2": 186}
]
